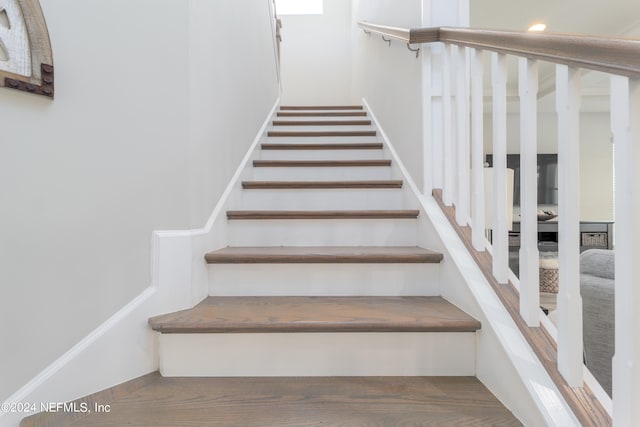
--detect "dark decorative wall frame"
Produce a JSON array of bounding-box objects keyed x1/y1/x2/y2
[{"x1": 0, "y1": 0, "x2": 54, "y2": 98}]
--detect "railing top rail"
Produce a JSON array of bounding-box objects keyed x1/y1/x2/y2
[{"x1": 358, "y1": 21, "x2": 640, "y2": 77}]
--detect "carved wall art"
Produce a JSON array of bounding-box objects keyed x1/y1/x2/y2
[{"x1": 0, "y1": 0, "x2": 53, "y2": 98}]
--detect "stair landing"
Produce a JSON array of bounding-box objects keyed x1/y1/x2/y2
[{"x1": 21, "y1": 374, "x2": 521, "y2": 427}]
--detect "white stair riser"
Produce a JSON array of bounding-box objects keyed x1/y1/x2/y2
[
  {"x1": 208, "y1": 263, "x2": 440, "y2": 296},
  {"x1": 158, "y1": 332, "x2": 476, "y2": 376},
  {"x1": 267, "y1": 136, "x2": 379, "y2": 144},
  {"x1": 237, "y1": 188, "x2": 405, "y2": 210},
  {"x1": 252, "y1": 166, "x2": 392, "y2": 181},
  {"x1": 227, "y1": 219, "x2": 418, "y2": 246},
  {"x1": 260, "y1": 149, "x2": 385, "y2": 161}
]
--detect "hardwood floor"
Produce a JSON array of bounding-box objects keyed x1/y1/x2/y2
[{"x1": 23, "y1": 376, "x2": 522, "y2": 427}]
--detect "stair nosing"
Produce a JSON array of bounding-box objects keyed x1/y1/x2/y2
[
  {"x1": 252, "y1": 160, "x2": 391, "y2": 167},
  {"x1": 241, "y1": 180, "x2": 403, "y2": 189},
  {"x1": 149, "y1": 296, "x2": 480, "y2": 334},
  {"x1": 204, "y1": 246, "x2": 444, "y2": 264},
  {"x1": 226, "y1": 210, "x2": 419, "y2": 220},
  {"x1": 272, "y1": 120, "x2": 372, "y2": 126},
  {"x1": 277, "y1": 111, "x2": 368, "y2": 117},
  {"x1": 280, "y1": 105, "x2": 364, "y2": 110},
  {"x1": 261, "y1": 143, "x2": 383, "y2": 150},
  {"x1": 268, "y1": 131, "x2": 377, "y2": 137}
]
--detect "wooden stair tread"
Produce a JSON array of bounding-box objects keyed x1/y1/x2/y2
[
  {"x1": 280, "y1": 105, "x2": 364, "y2": 110},
  {"x1": 253, "y1": 159, "x2": 391, "y2": 167},
  {"x1": 226, "y1": 210, "x2": 419, "y2": 220},
  {"x1": 204, "y1": 246, "x2": 443, "y2": 264},
  {"x1": 21, "y1": 376, "x2": 520, "y2": 427},
  {"x1": 241, "y1": 180, "x2": 402, "y2": 189},
  {"x1": 272, "y1": 120, "x2": 372, "y2": 126},
  {"x1": 277, "y1": 111, "x2": 368, "y2": 117},
  {"x1": 261, "y1": 142, "x2": 383, "y2": 150},
  {"x1": 149, "y1": 296, "x2": 480, "y2": 334},
  {"x1": 268, "y1": 130, "x2": 377, "y2": 137}
]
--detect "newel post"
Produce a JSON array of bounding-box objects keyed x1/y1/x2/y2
[{"x1": 421, "y1": 0, "x2": 469, "y2": 196}]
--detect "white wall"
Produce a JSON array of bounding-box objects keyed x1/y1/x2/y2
[
  {"x1": 483, "y1": 109, "x2": 614, "y2": 221},
  {"x1": 351, "y1": 0, "x2": 424, "y2": 188},
  {"x1": 279, "y1": 0, "x2": 354, "y2": 104},
  {"x1": 0, "y1": 0, "x2": 279, "y2": 404}
]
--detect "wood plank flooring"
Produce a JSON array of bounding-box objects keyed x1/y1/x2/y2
[
  {"x1": 22, "y1": 376, "x2": 522, "y2": 427},
  {"x1": 148, "y1": 296, "x2": 481, "y2": 334}
]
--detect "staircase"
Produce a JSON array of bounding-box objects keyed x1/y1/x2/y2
[{"x1": 21, "y1": 105, "x2": 521, "y2": 426}]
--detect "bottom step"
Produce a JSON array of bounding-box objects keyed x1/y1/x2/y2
[
  {"x1": 149, "y1": 296, "x2": 480, "y2": 377},
  {"x1": 22, "y1": 375, "x2": 521, "y2": 427}
]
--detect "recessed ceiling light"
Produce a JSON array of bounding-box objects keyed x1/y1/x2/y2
[{"x1": 528, "y1": 23, "x2": 546, "y2": 32}]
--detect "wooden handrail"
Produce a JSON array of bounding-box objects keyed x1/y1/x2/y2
[
  {"x1": 358, "y1": 22, "x2": 439, "y2": 44},
  {"x1": 358, "y1": 21, "x2": 640, "y2": 77}
]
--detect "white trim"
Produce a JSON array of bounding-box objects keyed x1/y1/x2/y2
[{"x1": 363, "y1": 98, "x2": 579, "y2": 426}]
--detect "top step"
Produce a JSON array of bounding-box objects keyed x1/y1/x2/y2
[{"x1": 280, "y1": 105, "x2": 364, "y2": 110}]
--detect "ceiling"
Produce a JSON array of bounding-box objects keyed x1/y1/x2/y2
[
  {"x1": 471, "y1": 0, "x2": 640, "y2": 37},
  {"x1": 470, "y1": 0, "x2": 640, "y2": 111}
]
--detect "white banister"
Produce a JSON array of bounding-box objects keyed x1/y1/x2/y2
[
  {"x1": 491, "y1": 52, "x2": 509, "y2": 283},
  {"x1": 556, "y1": 64, "x2": 583, "y2": 387},
  {"x1": 518, "y1": 57, "x2": 540, "y2": 327},
  {"x1": 422, "y1": 45, "x2": 433, "y2": 195},
  {"x1": 454, "y1": 44, "x2": 470, "y2": 226},
  {"x1": 442, "y1": 43, "x2": 454, "y2": 206},
  {"x1": 611, "y1": 75, "x2": 640, "y2": 426},
  {"x1": 470, "y1": 48, "x2": 485, "y2": 251}
]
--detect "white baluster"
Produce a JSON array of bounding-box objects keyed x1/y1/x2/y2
[
  {"x1": 422, "y1": 45, "x2": 433, "y2": 195},
  {"x1": 518, "y1": 58, "x2": 540, "y2": 327},
  {"x1": 491, "y1": 52, "x2": 509, "y2": 283},
  {"x1": 611, "y1": 75, "x2": 640, "y2": 426},
  {"x1": 454, "y1": 45, "x2": 470, "y2": 226},
  {"x1": 470, "y1": 48, "x2": 485, "y2": 251},
  {"x1": 556, "y1": 64, "x2": 583, "y2": 387},
  {"x1": 442, "y1": 43, "x2": 454, "y2": 206}
]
